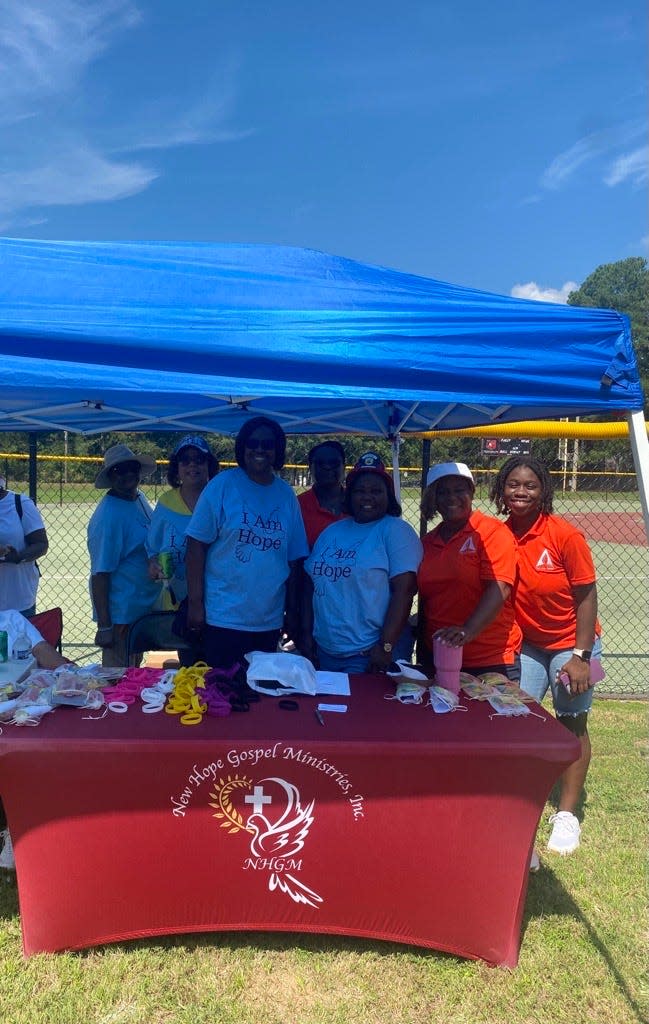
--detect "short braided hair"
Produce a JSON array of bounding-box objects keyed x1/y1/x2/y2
[{"x1": 490, "y1": 455, "x2": 554, "y2": 516}]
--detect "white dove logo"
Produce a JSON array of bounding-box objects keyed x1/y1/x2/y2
[{"x1": 245, "y1": 777, "x2": 323, "y2": 909}]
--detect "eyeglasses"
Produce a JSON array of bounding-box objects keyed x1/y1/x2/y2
[
  {"x1": 245, "y1": 438, "x2": 275, "y2": 451},
  {"x1": 178, "y1": 452, "x2": 208, "y2": 465},
  {"x1": 110, "y1": 460, "x2": 140, "y2": 475}
]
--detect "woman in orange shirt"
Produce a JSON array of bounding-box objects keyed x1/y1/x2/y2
[
  {"x1": 417, "y1": 462, "x2": 521, "y2": 680},
  {"x1": 298, "y1": 441, "x2": 347, "y2": 549},
  {"x1": 491, "y1": 455, "x2": 601, "y2": 858}
]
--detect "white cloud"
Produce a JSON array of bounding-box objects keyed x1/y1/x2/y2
[
  {"x1": 0, "y1": 145, "x2": 156, "y2": 207},
  {"x1": 604, "y1": 146, "x2": 648, "y2": 187},
  {"x1": 510, "y1": 281, "x2": 578, "y2": 304},
  {"x1": 0, "y1": 1, "x2": 248, "y2": 227},
  {"x1": 122, "y1": 59, "x2": 254, "y2": 152},
  {"x1": 541, "y1": 134, "x2": 603, "y2": 190},
  {"x1": 0, "y1": 0, "x2": 140, "y2": 117},
  {"x1": 537, "y1": 120, "x2": 646, "y2": 196}
]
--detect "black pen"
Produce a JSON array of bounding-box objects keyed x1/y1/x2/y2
[{"x1": 314, "y1": 708, "x2": 325, "y2": 727}]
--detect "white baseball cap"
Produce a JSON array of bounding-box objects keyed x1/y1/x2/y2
[{"x1": 426, "y1": 462, "x2": 474, "y2": 488}]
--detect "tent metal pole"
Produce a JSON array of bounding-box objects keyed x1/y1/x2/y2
[
  {"x1": 28, "y1": 432, "x2": 38, "y2": 503},
  {"x1": 626, "y1": 410, "x2": 649, "y2": 544},
  {"x1": 390, "y1": 436, "x2": 401, "y2": 504},
  {"x1": 420, "y1": 439, "x2": 431, "y2": 540}
]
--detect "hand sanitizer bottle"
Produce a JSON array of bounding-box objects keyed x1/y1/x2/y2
[{"x1": 12, "y1": 629, "x2": 32, "y2": 661}]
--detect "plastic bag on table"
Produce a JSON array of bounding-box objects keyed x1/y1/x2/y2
[
  {"x1": 51, "y1": 670, "x2": 104, "y2": 707},
  {"x1": 386, "y1": 660, "x2": 429, "y2": 682},
  {"x1": 245, "y1": 650, "x2": 317, "y2": 697},
  {"x1": 10, "y1": 681, "x2": 54, "y2": 724}
]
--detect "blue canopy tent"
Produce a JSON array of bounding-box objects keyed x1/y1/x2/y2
[{"x1": 0, "y1": 238, "x2": 647, "y2": 528}]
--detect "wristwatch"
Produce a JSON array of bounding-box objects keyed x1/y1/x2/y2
[
  {"x1": 381, "y1": 641, "x2": 393, "y2": 653},
  {"x1": 572, "y1": 648, "x2": 591, "y2": 662}
]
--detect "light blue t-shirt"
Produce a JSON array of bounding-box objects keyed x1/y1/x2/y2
[
  {"x1": 87, "y1": 492, "x2": 161, "y2": 624},
  {"x1": 305, "y1": 516, "x2": 423, "y2": 656},
  {"x1": 186, "y1": 468, "x2": 309, "y2": 631},
  {"x1": 146, "y1": 489, "x2": 192, "y2": 602}
]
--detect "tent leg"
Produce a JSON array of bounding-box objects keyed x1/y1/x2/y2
[
  {"x1": 390, "y1": 436, "x2": 401, "y2": 504},
  {"x1": 626, "y1": 410, "x2": 649, "y2": 543},
  {"x1": 28, "y1": 432, "x2": 38, "y2": 503}
]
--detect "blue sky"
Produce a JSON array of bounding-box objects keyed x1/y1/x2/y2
[{"x1": 0, "y1": 0, "x2": 646, "y2": 300}]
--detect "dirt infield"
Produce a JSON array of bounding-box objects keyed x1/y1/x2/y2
[{"x1": 563, "y1": 511, "x2": 648, "y2": 547}]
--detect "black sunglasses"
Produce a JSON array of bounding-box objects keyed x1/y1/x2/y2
[
  {"x1": 246, "y1": 438, "x2": 275, "y2": 451},
  {"x1": 111, "y1": 460, "x2": 140, "y2": 475}
]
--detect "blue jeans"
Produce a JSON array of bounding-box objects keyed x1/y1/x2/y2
[
  {"x1": 317, "y1": 624, "x2": 414, "y2": 674},
  {"x1": 520, "y1": 637, "x2": 602, "y2": 718}
]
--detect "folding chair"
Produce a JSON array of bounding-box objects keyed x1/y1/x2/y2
[
  {"x1": 125, "y1": 610, "x2": 192, "y2": 663},
  {"x1": 28, "y1": 607, "x2": 64, "y2": 654}
]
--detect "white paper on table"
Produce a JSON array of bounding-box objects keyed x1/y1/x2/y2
[
  {"x1": 314, "y1": 670, "x2": 350, "y2": 696},
  {"x1": 317, "y1": 703, "x2": 348, "y2": 713}
]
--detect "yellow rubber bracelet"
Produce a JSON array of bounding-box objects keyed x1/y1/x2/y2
[{"x1": 180, "y1": 711, "x2": 203, "y2": 726}]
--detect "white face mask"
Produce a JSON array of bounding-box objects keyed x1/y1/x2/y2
[
  {"x1": 390, "y1": 680, "x2": 428, "y2": 704},
  {"x1": 487, "y1": 694, "x2": 532, "y2": 717},
  {"x1": 428, "y1": 685, "x2": 461, "y2": 713}
]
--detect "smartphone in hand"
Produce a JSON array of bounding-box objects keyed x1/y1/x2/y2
[{"x1": 559, "y1": 659, "x2": 605, "y2": 692}]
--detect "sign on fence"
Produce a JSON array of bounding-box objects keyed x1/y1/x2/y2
[{"x1": 481, "y1": 438, "x2": 532, "y2": 457}]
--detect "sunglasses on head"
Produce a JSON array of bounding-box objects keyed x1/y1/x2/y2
[
  {"x1": 178, "y1": 451, "x2": 207, "y2": 464},
  {"x1": 246, "y1": 438, "x2": 275, "y2": 451},
  {"x1": 111, "y1": 460, "x2": 140, "y2": 475}
]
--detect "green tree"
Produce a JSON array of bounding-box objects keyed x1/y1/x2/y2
[{"x1": 567, "y1": 256, "x2": 648, "y2": 395}]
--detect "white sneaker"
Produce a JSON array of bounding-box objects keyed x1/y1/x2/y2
[
  {"x1": 529, "y1": 848, "x2": 540, "y2": 872},
  {"x1": 0, "y1": 829, "x2": 15, "y2": 870},
  {"x1": 547, "y1": 811, "x2": 581, "y2": 855}
]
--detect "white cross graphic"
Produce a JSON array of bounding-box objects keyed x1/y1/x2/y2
[{"x1": 245, "y1": 785, "x2": 272, "y2": 815}]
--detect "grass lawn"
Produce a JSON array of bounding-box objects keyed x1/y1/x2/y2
[{"x1": 0, "y1": 701, "x2": 646, "y2": 1024}]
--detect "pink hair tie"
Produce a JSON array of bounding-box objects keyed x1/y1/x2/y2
[{"x1": 102, "y1": 667, "x2": 167, "y2": 711}]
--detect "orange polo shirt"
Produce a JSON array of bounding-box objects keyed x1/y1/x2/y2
[
  {"x1": 418, "y1": 509, "x2": 521, "y2": 668},
  {"x1": 505, "y1": 513, "x2": 600, "y2": 649},
  {"x1": 298, "y1": 487, "x2": 347, "y2": 550}
]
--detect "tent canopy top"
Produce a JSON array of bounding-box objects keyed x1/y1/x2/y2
[{"x1": 0, "y1": 238, "x2": 643, "y2": 436}]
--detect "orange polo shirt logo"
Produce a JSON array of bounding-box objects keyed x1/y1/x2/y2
[
  {"x1": 459, "y1": 535, "x2": 477, "y2": 554},
  {"x1": 535, "y1": 548, "x2": 554, "y2": 569}
]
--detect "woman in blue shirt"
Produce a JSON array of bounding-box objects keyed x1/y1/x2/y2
[
  {"x1": 302, "y1": 452, "x2": 422, "y2": 674},
  {"x1": 147, "y1": 435, "x2": 219, "y2": 605},
  {"x1": 185, "y1": 417, "x2": 308, "y2": 671}
]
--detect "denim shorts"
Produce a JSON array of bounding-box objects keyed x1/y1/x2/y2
[{"x1": 519, "y1": 637, "x2": 602, "y2": 718}]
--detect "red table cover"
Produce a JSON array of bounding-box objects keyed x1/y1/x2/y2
[{"x1": 0, "y1": 675, "x2": 579, "y2": 965}]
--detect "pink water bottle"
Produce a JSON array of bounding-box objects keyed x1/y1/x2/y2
[{"x1": 433, "y1": 636, "x2": 463, "y2": 695}]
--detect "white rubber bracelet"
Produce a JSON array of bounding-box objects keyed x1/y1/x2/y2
[
  {"x1": 108, "y1": 701, "x2": 129, "y2": 714},
  {"x1": 140, "y1": 687, "x2": 166, "y2": 705}
]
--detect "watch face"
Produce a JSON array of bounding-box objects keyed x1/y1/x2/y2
[{"x1": 382, "y1": 642, "x2": 393, "y2": 652}]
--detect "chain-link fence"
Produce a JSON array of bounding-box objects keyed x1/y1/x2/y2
[{"x1": 1, "y1": 447, "x2": 647, "y2": 697}]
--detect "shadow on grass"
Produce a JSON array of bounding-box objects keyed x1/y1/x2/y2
[
  {"x1": 1, "y1": 864, "x2": 643, "y2": 1023},
  {"x1": 523, "y1": 863, "x2": 645, "y2": 1024},
  {"x1": 546, "y1": 782, "x2": 589, "y2": 820},
  {"x1": 0, "y1": 872, "x2": 18, "y2": 919}
]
